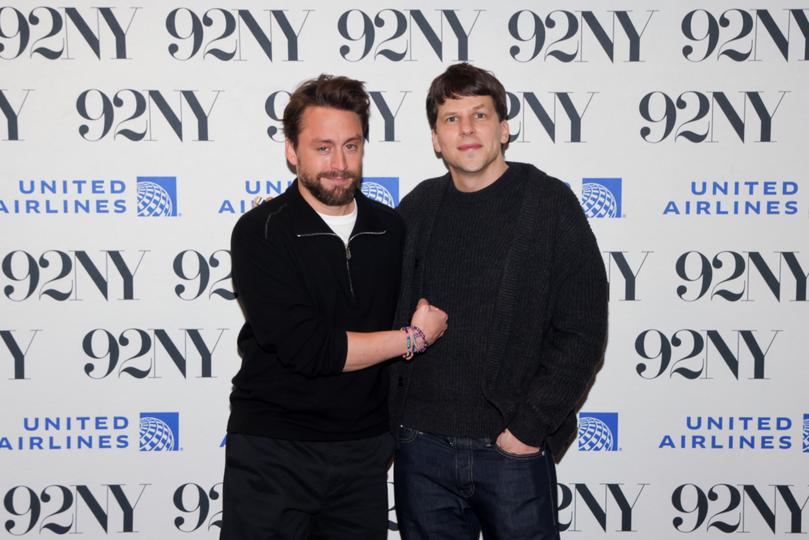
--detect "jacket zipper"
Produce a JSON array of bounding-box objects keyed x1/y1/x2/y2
[{"x1": 297, "y1": 230, "x2": 386, "y2": 300}]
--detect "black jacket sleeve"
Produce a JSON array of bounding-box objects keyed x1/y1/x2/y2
[{"x1": 231, "y1": 213, "x2": 348, "y2": 377}]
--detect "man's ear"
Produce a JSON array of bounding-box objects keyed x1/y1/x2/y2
[
  {"x1": 285, "y1": 138, "x2": 298, "y2": 169},
  {"x1": 431, "y1": 130, "x2": 442, "y2": 154}
]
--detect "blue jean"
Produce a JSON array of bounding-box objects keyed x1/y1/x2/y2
[{"x1": 394, "y1": 426, "x2": 560, "y2": 540}]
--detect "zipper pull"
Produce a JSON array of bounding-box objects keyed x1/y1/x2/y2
[{"x1": 345, "y1": 244, "x2": 351, "y2": 260}]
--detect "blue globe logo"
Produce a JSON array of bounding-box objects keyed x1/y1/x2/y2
[
  {"x1": 578, "y1": 416, "x2": 615, "y2": 451},
  {"x1": 137, "y1": 181, "x2": 174, "y2": 217},
  {"x1": 581, "y1": 182, "x2": 618, "y2": 218},
  {"x1": 361, "y1": 182, "x2": 395, "y2": 208},
  {"x1": 139, "y1": 416, "x2": 176, "y2": 451},
  {"x1": 803, "y1": 417, "x2": 809, "y2": 452}
]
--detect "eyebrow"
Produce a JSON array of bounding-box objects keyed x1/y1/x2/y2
[
  {"x1": 311, "y1": 135, "x2": 364, "y2": 144},
  {"x1": 441, "y1": 103, "x2": 489, "y2": 116}
]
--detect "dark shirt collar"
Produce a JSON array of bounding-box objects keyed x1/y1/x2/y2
[{"x1": 446, "y1": 163, "x2": 519, "y2": 202}]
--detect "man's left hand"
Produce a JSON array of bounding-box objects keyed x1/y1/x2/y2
[{"x1": 496, "y1": 428, "x2": 541, "y2": 455}]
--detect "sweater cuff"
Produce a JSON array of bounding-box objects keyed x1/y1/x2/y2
[
  {"x1": 328, "y1": 331, "x2": 349, "y2": 374},
  {"x1": 507, "y1": 404, "x2": 546, "y2": 449}
]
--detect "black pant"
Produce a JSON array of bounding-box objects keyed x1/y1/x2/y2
[{"x1": 220, "y1": 432, "x2": 393, "y2": 540}]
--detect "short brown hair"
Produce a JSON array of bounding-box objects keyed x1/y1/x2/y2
[
  {"x1": 283, "y1": 74, "x2": 370, "y2": 147},
  {"x1": 426, "y1": 63, "x2": 508, "y2": 130}
]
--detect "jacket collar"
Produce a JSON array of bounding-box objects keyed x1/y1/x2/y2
[{"x1": 286, "y1": 179, "x2": 387, "y2": 237}]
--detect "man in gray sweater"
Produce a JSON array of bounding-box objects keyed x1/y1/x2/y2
[{"x1": 390, "y1": 63, "x2": 609, "y2": 540}]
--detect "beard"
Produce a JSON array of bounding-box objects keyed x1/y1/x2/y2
[{"x1": 299, "y1": 168, "x2": 362, "y2": 207}]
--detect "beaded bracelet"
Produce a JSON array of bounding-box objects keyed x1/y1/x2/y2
[
  {"x1": 411, "y1": 326, "x2": 429, "y2": 353},
  {"x1": 402, "y1": 327, "x2": 415, "y2": 361},
  {"x1": 401, "y1": 325, "x2": 429, "y2": 360}
]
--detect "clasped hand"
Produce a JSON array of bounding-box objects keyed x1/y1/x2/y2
[{"x1": 410, "y1": 298, "x2": 448, "y2": 345}]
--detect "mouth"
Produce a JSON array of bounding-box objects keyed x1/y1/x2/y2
[
  {"x1": 320, "y1": 174, "x2": 355, "y2": 183},
  {"x1": 322, "y1": 179, "x2": 353, "y2": 192},
  {"x1": 457, "y1": 144, "x2": 482, "y2": 151}
]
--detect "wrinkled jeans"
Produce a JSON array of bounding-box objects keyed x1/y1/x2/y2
[{"x1": 394, "y1": 426, "x2": 560, "y2": 540}]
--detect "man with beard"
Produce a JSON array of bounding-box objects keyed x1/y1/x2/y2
[{"x1": 221, "y1": 75, "x2": 448, "y2": 540}]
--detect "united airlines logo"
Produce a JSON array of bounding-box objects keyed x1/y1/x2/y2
[
  {"x1": 361, "y1": 177, "x2": 399, "y2": 208},
  {"x1": 578, "y1": 412, "x2": 619, "y2": 452},
  {"x1": 803, "y1": 414, "x2": 809, "y2": 453},
  {"x1": 581, "y1": 178, "x2": 622, "y2": 219},
  {"x1": 659, "y1": 415, "x2": 793, "y2": 451},
  {"x1": 139, "y1": 412, "x2": 180, "y2": 452},
  {"x1": 662, "y1": 180, "x2": 798, "y2": 216},
  {"x1": 137, "y1": 176, "x2": 178, "y2": 217}
]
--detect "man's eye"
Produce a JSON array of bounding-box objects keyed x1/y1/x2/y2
[
  {"x1": 475, "y1": 112, "x2": 486, "y2": 119},
  {"x1": 346, "y1": 143, "x2": 358, "y2": 151},
  {"x1": 317, "y1": 146, "x2": 329, "y2": 152},
  {"x1": 445, "y1": 116, "x2": 456, "y2": 123}
]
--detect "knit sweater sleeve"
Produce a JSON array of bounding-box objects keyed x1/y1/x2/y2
[
  {"x1": 397, "y1": 179, "x2": 431, "y2": 222},
  {"x1": 507, "y1": 187, "x2": 609, "y2": 448},
  {"x1": 231, "y1": 212, "x2": 348, "y2": 377}
]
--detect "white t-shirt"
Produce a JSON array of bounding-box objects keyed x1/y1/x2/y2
[{"x1": 317, "y1": 202, "x2": 358, "y2": 245}]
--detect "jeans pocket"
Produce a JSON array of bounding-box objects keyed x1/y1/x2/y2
[
  {"x1": 398, "y1": 425, "x2": 421, "y2": 444},
  {"x1": 493, "y1": 443, "x2": 544, "y2": 460}
]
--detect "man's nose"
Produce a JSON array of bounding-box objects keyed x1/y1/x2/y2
[
  {"x1": 331, "y1": 148, "x2": 347, "y2": 170},
  {"x1": 459, "y1": 115, "x2": 475, "y2": 135}
]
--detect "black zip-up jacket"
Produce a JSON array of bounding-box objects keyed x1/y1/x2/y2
[
  {"x1": 390, "y1": 162, "x2": 608, "y2": 458},
  {"x1": 228, "y1": 181, "x2": 404, "y2": 441}
]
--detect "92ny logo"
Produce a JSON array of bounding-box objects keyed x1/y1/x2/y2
[
  {"x1": 557, "y1": 483, "x2": 648, "y2": 533},
  {"x1": 165, "y1": 8, "x2": 311, "y2": 61},
  {"x1": 635, "y1": 329, "x2": 781, "y2": 381},
  {"x1": 265, "y1": 90, "x2": 409, "y2": 142},
  {"x1": 0, "y1": 90, "x2": 32, "y2": 141},
  {"x1": 2, "y1": 329, "x2": 40, "y2": 380},
  {"x1": 1, "y1": 484, "x2": 148, "y2": 535},
  {"x1": 1, "y1": 250, "x2": 147, "y2": 301},
  {"x1": 507, "y1": 9, "x2": 656, "y2": 62},
  {"x1": 672, "y1": 484, "x2": 809, "y2": 534},
  {"x1": 507, "y1": 91, "x2": 596, "y2": 143},
  {"x1": 76, "y1": 90, "x2": 222, "y2": 142},
  {"x1": 173, "y1": 250, "x2": 235, "y2": 301},
  {"x1": 639, "y1": 91, "x2": 788, "y2": 143},
  {"x1": 173, "y1": 483, "x2": 222, "y2": 532},
  {"x1": 675, "y1": 251, "x2": 809, "y2": 302},
  {"x1": 0, "y1": 6, "x2": 138, "y2": 60},
  {"x1": 604, "y1": 251, "x2": 652, "y2": 301},
  {"x1": 337, "y1": 9, "x2": 482, "y2": 62},
  {"x1": 681, "y1": 9, "x2": 809, "y2": 62},
  {"x1": 82, "y1": 328, "x2": 227, "y2": 379}
]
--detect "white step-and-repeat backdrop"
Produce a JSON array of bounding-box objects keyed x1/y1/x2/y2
[{"x1": 2, "y1": 1, "x2": 807, "y2": 537}]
